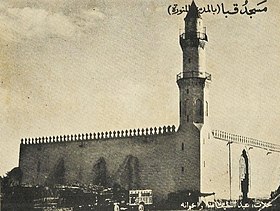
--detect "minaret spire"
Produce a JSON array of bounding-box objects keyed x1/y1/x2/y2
[
  {"x1": 185, "y1": 1, "x2": 201, "y2": 19},
  {"x1": 180, "y1": 1, "x2": 208, "y2": 74}
]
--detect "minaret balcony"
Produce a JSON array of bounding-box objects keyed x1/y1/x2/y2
[
  {"x1": 180, "y1": 32, "x2": 208, "y2": 41},
  {"x1": 176, "y1": 71, "x2": 211, "y2": 81}
]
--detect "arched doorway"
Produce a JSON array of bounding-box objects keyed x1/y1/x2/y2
[{"x1": 239, "y1": 149, "x2": 249, "y2": 203}]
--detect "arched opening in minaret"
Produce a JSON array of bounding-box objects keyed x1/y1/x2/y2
[{"x1": 195, "y1": 99, "x2": 203, "y2": 116}]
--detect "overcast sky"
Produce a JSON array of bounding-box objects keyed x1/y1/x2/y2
[{"x1": 1, "y1": 0, "x2": 280, "y2": 176}]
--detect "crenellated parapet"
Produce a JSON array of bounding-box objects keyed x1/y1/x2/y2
[
  {"x1": 212, "y1": 130, "x2": 280, "y2": 153},
  {"x1": 20, "y1": 125, "x2": 177, "y2": 145}
]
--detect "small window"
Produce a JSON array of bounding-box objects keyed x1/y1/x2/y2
[
  {"x1": 188, "y1": 58, "x2": 191, "y2": 63},
  {"x1": 187, "y1": 89, "x2": 189, "y2": 94},
  {"x1": 182, "y1": 143, "x2": 185, "y2": 151},
  {"x1": 181, "y1": 167, "x2": 185, "y2": 173},
  {"x1": 187, "y1": 115, "x2": 190, "y2": 122},
  {"x1": 204, "y1": 161, "x2": 206, "y2": 167}
]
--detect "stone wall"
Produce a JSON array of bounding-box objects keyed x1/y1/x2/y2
[{"x1": 19, "y1": 125, "x2": 202, "y2": 201}]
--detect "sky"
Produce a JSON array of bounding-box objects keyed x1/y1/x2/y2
[{"x1": 0, "y1": 0, "x2": 280, "y2": 176}]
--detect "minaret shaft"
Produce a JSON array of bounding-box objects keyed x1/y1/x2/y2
[{"x1": 177, "y1": 1, "x2": 210, "y2": 130}]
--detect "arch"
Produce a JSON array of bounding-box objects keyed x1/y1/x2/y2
[
  {"x1": 92, "y1": 157, "x2": 108, "y2": 186},
  {"x1": 239, "y1": 149, "x2": 249, "y2": 203},
  {"x1": 115, "y1": 155, "x2": 140, "y2": 190},
  {"x1": 196, "y1": 99, "x2": 203, "y2": 116},
  {"x1": 46, "y1": 158, "x2": 65, "y2": 186}
]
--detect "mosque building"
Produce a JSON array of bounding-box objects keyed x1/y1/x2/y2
[{"x1": 19, "y1": 1, "x2": 280, "y2": 203}]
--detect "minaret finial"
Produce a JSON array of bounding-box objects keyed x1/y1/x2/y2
[{"x1": 185, "y1": 1, "x2": 201, "y2": 19}]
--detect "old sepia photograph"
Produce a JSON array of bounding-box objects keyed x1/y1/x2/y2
[{"x1": 0, "y1": 0, "x2": 279, "y2": 210}]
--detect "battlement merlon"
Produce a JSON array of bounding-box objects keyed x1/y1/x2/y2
[
  {"x1": 212, "y1": 129, "x2": 280, "y2": 153},
  {"x1": 20, "y1": 125, "x2": 177, "y2": 145}
]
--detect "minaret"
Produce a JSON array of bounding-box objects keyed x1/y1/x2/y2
[{"x1": 177, "y1": 1, "x2": 211, "y2": 130}]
